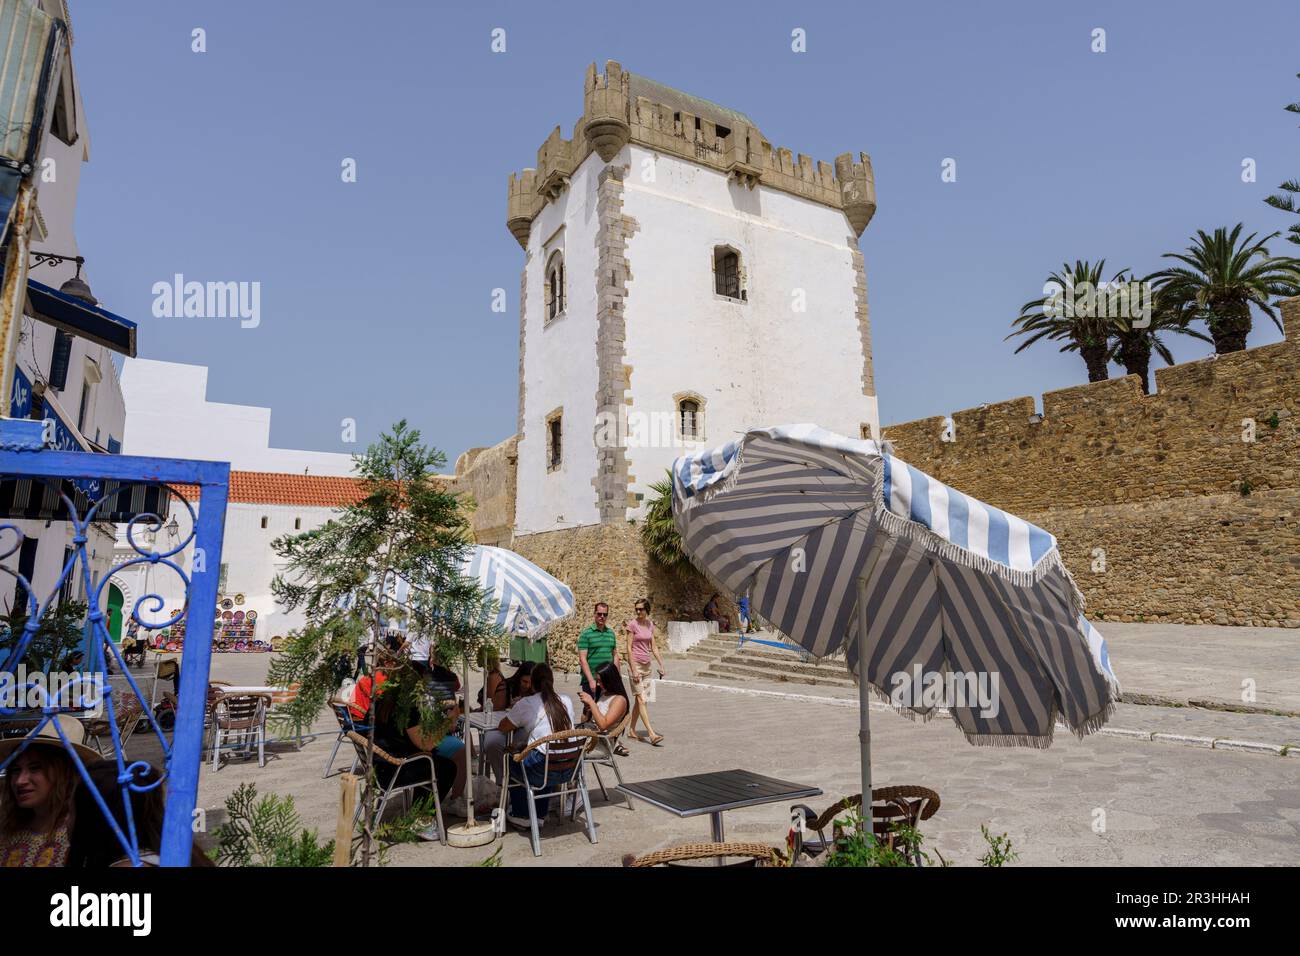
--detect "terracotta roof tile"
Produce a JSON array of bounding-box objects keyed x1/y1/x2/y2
[{"x1": 171, "y1": 471, "x2": 369, "y2": 508}]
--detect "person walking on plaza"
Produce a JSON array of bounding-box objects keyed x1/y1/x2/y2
[
  {"x1": 623, "y1": 598, "x2": 665, "y2": 746},
  {"x1": 577, "y1": 602, "x2": 622, "y2": 714}
]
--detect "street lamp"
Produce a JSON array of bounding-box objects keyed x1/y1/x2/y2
[{"x1": 29, "y1": 251, "x2": 97, "y2": 304}]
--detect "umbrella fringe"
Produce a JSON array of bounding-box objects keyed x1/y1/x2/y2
[
  {"x1": 862, "y1": 681, "x2": 946, "y2": 725},
  {"x1": 1071, "y1": 699, "x2": 1118, "y2": 739},
  {"x1": 856, "y1": 673, "x2": 1118, "y2": 744},
  {"x1": 961, "y1": 730, "x2": 1056, "y2": 749}
]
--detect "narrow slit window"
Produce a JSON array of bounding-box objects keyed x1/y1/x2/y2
[{"x1": 546, "y1": 413, "x2": 563, "y2": 471}]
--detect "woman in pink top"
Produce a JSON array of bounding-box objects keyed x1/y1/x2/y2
[{"x1": 621, "y1": 598, "x2": 666, "y2": 745}]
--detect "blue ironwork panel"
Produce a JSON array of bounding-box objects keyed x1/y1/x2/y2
[{"x1": 0, "y1": 421, "x2": 229, "y2": 867}]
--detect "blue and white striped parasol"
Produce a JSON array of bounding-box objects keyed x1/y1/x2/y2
[
  {"x1": 357, "y1": 545, "x2": 575, "y2": 642},
  {"x1": 461, "y1": 545, "x2": 575, "y2": 641}
]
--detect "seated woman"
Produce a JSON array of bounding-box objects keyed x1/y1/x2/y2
[
  {"x1": 67, "y1": 761, "x2": 211, "y2": 866},
  {"x1": 0, "y1": 715, "x2": 92, "y2": 867},
  {"x1": 577, "y1": 662, "x2": 630, "y2": 757},
  {"x1": 482, "y1": 662, "x2": 535, "y2": 786},
  {"x1": 475, "y1": 647, "x2": 509, "y2": 712},
  {"x1": 495, "y1": 664, "x2": 576, "y2": 829},
  {"x1": 503, "y1": 661, "x2": 536, "y2": 706},
  {"x1": 421, "y1": 652, "x2": 468, "y2": 806}
]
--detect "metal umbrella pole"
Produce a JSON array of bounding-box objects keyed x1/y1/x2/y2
[{"x1": 855, "y1": 540, "x2": 884, "y2": 825}]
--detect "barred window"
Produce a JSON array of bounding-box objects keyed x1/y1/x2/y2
[
  {"x1": 679, "y1": 399, "x2": 701, "y2": 440},
  {"x1": 713, "y1": 246, "x2": 743, "y2": 300}
]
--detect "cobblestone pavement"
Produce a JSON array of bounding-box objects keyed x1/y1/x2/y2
[
  {"x1": 1099, "y1": 623, "x2": 1300, "y2": 712},
  {"x1": 176, "y1": 646, "x2": 1300, "y2": 868}
]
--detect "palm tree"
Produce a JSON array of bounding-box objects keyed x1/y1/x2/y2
[
  {"x1": 1151, "y1": 225, "x2": 1300, "y2": 354},
  {"x1": 1007, "y1": 260, "x2": 1129, "y2": 382},
  {"x1": 640, "y1": 473, "x2": 690, "y2": 574},
  {"x1": 1263, "y1": 72, "x2": 1300, "y2": 247},
  {"x1": 1264, "y1": 178, "x2": 1300, "y2": 248},
  {"x1": 1109, "y1": 283, "x2": 1213, "y2": 394}
]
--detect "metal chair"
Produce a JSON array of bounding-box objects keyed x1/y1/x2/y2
[
  {"x1": 323, "y1": 703, "x2": 368, "y2": 778},
  {"x1": 584, "y1": 712, "x2": 634, "y2": 810},
  {"x1": 499, "y1": 727, "x2": 600, "y2": 858},
  {"x1": 209, "y1": 693, "x2": 267, "y2": 770},
  {"x1": 623, "y1": 842, "x2": 782, "y2": 867},
  {"x1": 345, "y1": 731, "x2": 446, "y2": 845},
  {"x1": 790, "y1": 785, "x2": 941, "y2": 865}
]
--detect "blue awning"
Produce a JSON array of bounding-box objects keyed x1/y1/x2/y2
[{"x1": 25, "y1": 278, "x2": 137, "y2": 357}]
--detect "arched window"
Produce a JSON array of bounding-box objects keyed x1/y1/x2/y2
[
  {"x1": 675, "y1": 393, "x2": 706, "y2": 443},
  {"x1": 713, "y1": 245, "x2": 744, "y2": 300},
  {"x1": 545, "y1": 251, "x2": 566, "y2": 322}
]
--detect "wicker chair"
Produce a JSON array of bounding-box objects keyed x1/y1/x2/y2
[
  {"x1": 345, "y1": 730, "x2": 447, "y2": 845},
  {"x1": 623, "y1": 842, "x2": 783, "y2": 868},
  {"x1": 85, "y1": 694, "x2": 145, "y2": 756},
  {"x1": 500, "y1": 727, "x2": 600, "y2": 858},
  {"x1": 790, "y1": 785, "x2": 941, "y2": 865}
]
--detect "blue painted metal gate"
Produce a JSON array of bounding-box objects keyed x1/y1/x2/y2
[{"x1": 0, "y1": 418, "x2": 229, "y2": 866}]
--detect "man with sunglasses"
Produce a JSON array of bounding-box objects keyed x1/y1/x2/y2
[{"x1": 577, "y1": 602, "x2": 622, "y2": 712}]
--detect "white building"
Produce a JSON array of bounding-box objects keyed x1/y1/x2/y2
[
  {"x1": 108, "y1": 358, "x2": 360, "y2": 645},
  {"x1": 108, "y1": 472, "x2": 364, "y2": 647},
  {"x1": 119, "y1": 358, "x2": 355, "y2": 476},
  {"x1": 507, "y1": 63, "x2": 879, "y2": 537},
  {"x1": 2, "y1": 1, "x2": 133, "y2": 621}
]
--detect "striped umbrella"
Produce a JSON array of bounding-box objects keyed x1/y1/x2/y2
[
  {"x1": 672, "y1": 424, "x2": 1120, "y2": 799},
  {"x1": 361, "y1": 546, "x2": 574, "y2": 639},
  {"x1": 461, "y1": 545, "x2": 576, "y2": 641}
]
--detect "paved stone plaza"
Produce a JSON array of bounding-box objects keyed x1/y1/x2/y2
[{"x1": 154, "y1": 622, "x2": 1300, "y2": 867}]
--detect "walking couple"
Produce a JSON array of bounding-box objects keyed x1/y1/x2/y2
[{"x1": 577, "y1": 598, "x2": 666, "y2": 747}]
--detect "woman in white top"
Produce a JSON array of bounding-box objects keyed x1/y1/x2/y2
[{"x1": 496, "y1": 664, "x2": 574, "y2": 827}]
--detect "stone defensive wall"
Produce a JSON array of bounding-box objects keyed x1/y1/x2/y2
[{"x1": 881, "y1": 298, "x2": 1300, "y2": 628}]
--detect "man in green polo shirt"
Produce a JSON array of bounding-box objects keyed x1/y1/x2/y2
[{"x1": 578, "y1": 601, "x2": 622, "y2": 703}]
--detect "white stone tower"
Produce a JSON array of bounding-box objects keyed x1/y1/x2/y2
[{"x1": 508, "y1": 61, "x2": 878, "y2": 538}]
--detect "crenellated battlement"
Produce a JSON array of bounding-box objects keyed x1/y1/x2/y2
[
  {"x1": 505, "y1": 60, "x2": 877, "y2": 246},
  {"x1": 883, "y1": 301, "x2": 1299, "y2": 514}
]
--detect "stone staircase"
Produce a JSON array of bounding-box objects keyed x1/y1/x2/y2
[{"x1": 675, "y1": 632, "x2": 856, "y2": 688}]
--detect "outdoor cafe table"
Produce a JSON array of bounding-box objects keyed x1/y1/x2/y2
[{"x1": 617, "y1": 769, "x2": 822, "y2": 853}]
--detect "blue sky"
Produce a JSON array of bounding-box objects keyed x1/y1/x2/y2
[{"x1": 71, "y1": 0, "x2": 1299, "y2": 463}]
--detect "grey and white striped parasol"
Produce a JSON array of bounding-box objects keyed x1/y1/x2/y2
[{"x1": 671, "y1": 424, "x2": 1119, "y2": 773}]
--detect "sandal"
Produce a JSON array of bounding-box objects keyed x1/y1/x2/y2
[
  {"x1": 613, "y1": 743, "x2": 630, "y2": 757},
  {"x1": 648, "y1": 734, "x2": 665, "y2": 746}
]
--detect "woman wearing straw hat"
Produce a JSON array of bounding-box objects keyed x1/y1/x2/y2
[{"x1": 0, "y1": 714, "x2": 100, "y2": 867}]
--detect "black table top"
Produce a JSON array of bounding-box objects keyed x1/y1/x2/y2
[{"x1": 616, "y1": 768, "x2": 823, "y2": 817}]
